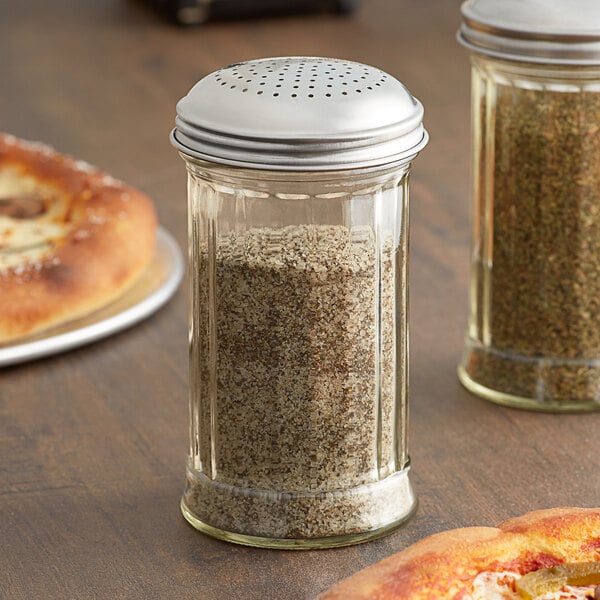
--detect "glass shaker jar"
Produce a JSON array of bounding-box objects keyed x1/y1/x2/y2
[
  {"x1": 458, "y1": 1, "x2": 600, "y2": 412},
  {"x1": 171, "y1": 57, "x2": 428, "y2": 548}
]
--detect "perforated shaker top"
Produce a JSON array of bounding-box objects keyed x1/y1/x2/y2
[{"x1": 171, "y1": 57, "x2": 428, "y2": 170}]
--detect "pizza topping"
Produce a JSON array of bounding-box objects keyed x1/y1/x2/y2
[
  {"x1": 0, "y1": 167, "x2": 74, "y2": 271},
  {"x1": 0, "y1": 219, "x2": 67, "y2": 271},
  {"x1": 0, "y1": 194, "x2": 46, "y2": 219},
  {"x1": 465, "y1": 564, "x2": 600, "y2": 600},
  {"x1": 500, "y1": 553, "x2": 564, "y2": 575},
  {"x1": 582, "y1": 539, "x2": 600, "y2": 554},
  {"x1": 516, "y1": 563, "x2": 600, "y2": 600},
  {"x1": 467, "y1": 570, "x2": 521, "y2": 599}
]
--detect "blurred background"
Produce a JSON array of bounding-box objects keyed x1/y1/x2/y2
[
  {"x1": 0, "y1": 0, "x2": 469, "y2": 266},
  {"x1": 1, "y1": 2, "x2": 478, "y2": 598},
  {"x1": 0, "y1": 0, "x2": 470, "y2": 350}
]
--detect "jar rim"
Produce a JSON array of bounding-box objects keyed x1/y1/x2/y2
[{"x1": 459, "y1": 0, "x2": 600, "y2": 65}]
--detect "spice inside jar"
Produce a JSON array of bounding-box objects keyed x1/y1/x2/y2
[{"x1": 464, "y1": 63, "x2": 600, "y2": 407}]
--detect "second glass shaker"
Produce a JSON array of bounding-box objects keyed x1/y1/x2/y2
[{"x1": 458, "y1": 0, "x2": 600, "y2": 412}]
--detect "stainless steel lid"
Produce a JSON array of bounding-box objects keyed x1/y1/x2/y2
[
  {"x1": 171, "y1": 57, "x2": 428, "y2": 171},
  {"x1": 458, "y1": 0, "x2": 600, "y2": 65}
]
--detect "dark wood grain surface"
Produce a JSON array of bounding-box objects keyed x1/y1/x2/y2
[{"x1": 1, "y1": 1, "x2": 598, "y2": 599}]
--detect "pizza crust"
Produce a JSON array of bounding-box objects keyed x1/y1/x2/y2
[
  {"x1": 0, "y1": 133, "x2": 157, "y2": 343},
  {"x1": 316, "y1": 507, "x2": 600, "y2": 600}
]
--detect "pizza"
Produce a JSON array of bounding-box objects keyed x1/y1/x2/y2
[
  {"x1": 0, "y1": 133, "x2": 157, "y2": 343},
  {"x1": 316, "y1": 507, "x2": 600, "y2": 600}
]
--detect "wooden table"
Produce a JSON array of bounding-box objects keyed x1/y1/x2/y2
[{"x1": 1, "y1": 1, "x2": 598, "y2": 598}]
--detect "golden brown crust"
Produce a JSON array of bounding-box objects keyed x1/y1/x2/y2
[
  {"x1": 316, "y1": 507, "x2": 600, "y2": 600},
  {"x1": 0, "y1": 133, "x2": 157, "y2": 342}
]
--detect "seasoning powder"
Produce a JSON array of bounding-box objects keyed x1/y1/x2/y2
[
  {"x1": 184, "y1": 224, "x2": 410, "y2": 539},
  {"x1": 465, "y1": 78, "x2": 600, "y2": 405}
]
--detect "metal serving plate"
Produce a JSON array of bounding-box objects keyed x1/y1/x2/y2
[{"x1": 0, "y1": 226, "x2": 184, "y2": 367}]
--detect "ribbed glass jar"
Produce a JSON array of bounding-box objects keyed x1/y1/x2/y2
[
  {"x1": 180, "y1": 158, "x2": 417, "y2": 548},
  {"x1": 458, "y1": 55, "x2": 600, "y2": 412}
]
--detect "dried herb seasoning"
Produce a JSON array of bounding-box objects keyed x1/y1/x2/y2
[
  {"x1": 184, "y1": 224, "x2": 411, "y2": 540},
  {"x1": 463, "y1": 73, "x2": 600, "y2": 408}
]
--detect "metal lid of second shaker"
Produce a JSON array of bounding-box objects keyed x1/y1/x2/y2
[
  {"x1": 458, "y1": 0, "x2": 600, "y2": 65},
  {"x1": 171, "y1": 57, "x2": 428, "y2": 171}
]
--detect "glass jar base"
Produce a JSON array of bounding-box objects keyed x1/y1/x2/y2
[
  {"x1": 458, "y1": 365, "x2": 600, "y2": 413},
  {"x1": 180, "y1": 496, "x2": 417, "y2": 550},
  {"x1": 181, "y1": 465, "x2": 417, "y2": 549}
]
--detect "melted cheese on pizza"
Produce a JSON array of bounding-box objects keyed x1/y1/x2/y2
[
  {"x1": 464, "y1": 571, "x2": 596, "y2": 600},
  {"x1": 0, "y1": 166, "x2": 73, "y2": 272}
]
